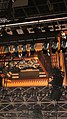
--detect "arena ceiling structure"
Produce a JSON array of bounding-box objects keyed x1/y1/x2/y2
[
  {"x1": 0, "y1": 0, "x2": 67, "y2": 21},
  {"x1": 0, "y1": 0, "x2": 67, "y2": 119}
]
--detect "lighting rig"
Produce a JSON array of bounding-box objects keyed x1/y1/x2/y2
[
  {"x1": 0, "y1": 27, "x2": 67, "y2": 58},
  {"x1": 0, "y1": 3, "x2": 67, "y2": 119},
  {"x1": 0, "y1": 40, "x2": 66, "y2": 59},
  {"x1": 60, "y1": 32, "x2": 67, "y2": 53},
  {"x1": 30, "y1": 44, "x2": 35, "y2": 56},
  {"x1": 42, "y1": 41, "x2": 49, "y2": 54},
  {"x1": 51, "y1": 41, "x2": 58, "y2": 54}
]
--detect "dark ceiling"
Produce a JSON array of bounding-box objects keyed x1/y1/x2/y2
[{"x1": 0, "y1": 0, "x2": 67, "y2": 21}]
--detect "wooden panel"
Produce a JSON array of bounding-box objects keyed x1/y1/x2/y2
[{"x1": 20, "y1": 69, "x2": 39, "y2": 79}]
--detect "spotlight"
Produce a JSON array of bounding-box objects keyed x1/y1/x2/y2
[
  {"x1": 61, "y1": 40, "x2": 67, "y2": 53},
  {"x1": 5, "y1": 27, "x2": 13, "y2": 35},
  {"x1": 22, "y1": 45, "x2": 27, "y2": 56},
  {"x1": 18, "y1": 52, "x2": 22, "y2": 58},
  {"x1": 1, "y1": 28, "x2": 7, "y2": 37},
  {"x1": 51, "y1": 41, "x2": 58, "y2": 53},
  {"x1": 18, "y1": 45, "x2": 23, "y2": 52},
  {"x1": 9, "y1": 45, "x2": 15, "y2": 55},
  {"x1": 14, "y1": 44, "x2": 18, "y2": 57},
  {"x1": 42, "y1": 42, "x2": 49, "y2": 54},
  {"x1": 17, "y1": 45, "x2": 23, "y2": 58},
  {"x1": 14, "y1": 44, "x2": 22, "y2": 57},
  {"x1": 61, "y1": 32, "x2": 66, "y2": 39},
  {"x1": 61, "y1": 32, "x2": 67, "y2": 53},
  {"x1": 30, "y1": 44, "x2": 35, "y2": 55},
  {"x1": 5, "y1": 45, "x2": 10, "y2": 56}
]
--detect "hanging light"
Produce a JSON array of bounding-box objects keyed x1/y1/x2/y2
[
  {"x1": 14, "y1": 44, "x2": 18, "y2": 57},
  {"x1": 17, "y1": 45, "x2": 23, "y2": 58},
  {"x1": 5, "y1": 45, "x2": 10, "y2": 56},
  {"x1": 51, "y1": 41, "x2": 58, "y2": 53},
  {"x1": 42, "y1": 42, "x2": 49, "y2": 54},
  {"x1": 9, "y1": 45, "x2": 15, "y2": 55},
  {"x1": 30, "y1": 44, "x2": 35, "y2": 55},
  {"x1": 61, "y1": 40, "x2": 67, "y2": 53},
  {"x1": 22, "y1": 44, "x2": 27, "y2": 56},
  {"x1": 60, "y1": 32, "x2": 67, "y2": 53},
  {"x1": 18, "y1": 52, "x2": 22, "y2": 58},
  {"x1": 14, "y1": 44, "x2": 22, "y2": 57},
  {"x1": 61, "y1": 32, "x2": 66, "y2": 39}
]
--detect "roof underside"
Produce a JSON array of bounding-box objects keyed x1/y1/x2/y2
[{"x1": 0, "y1": 0, "x2": 67, "y2": 20}]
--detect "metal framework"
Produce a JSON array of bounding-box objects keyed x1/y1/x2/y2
[
  {"x1": 0, "y1": 35, "x2": 67, "y2": 119},
  {"x1": 0, "y1": 0, "x2": 67, "y2": 20},
  {"x1": 0, "y1": 86, "x2": 67, "y2": 119},
  {"x1": 0, "y1": 1, "x2": 67, "y2": 119}
]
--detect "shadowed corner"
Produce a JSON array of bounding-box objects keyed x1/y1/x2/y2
[{"x1": 50, "y1": 67, "x2": 64, "y2": 101}]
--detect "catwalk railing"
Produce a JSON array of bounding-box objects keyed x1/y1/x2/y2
[{"x1": 0, "y1": 86, "x2": 67, "y2": 119}]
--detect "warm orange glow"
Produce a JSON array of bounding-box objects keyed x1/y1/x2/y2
[
  {"x1": 1, "y1": 32, "x2": 67, "y2": 87},
  {"x1": 38, "y1": 58, "x2": 48, "y2": 77},
  {"x1": 2, "y1": 78, "x2": 48, "y2": 87},
  {"x1": 58, "y1": 33, "x2": 67, "y2": 86}
]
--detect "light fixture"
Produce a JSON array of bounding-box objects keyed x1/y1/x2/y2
[
  {"x1": 18, "y1": 52, "x2": 22, "y2": 58},
  {"x1": 5, "y1": 27, "x2": 13, "y2": 35},
  {"x1": 14, "y1": 44, "x2": 23, "y2": 57},
  {"x1": 61, "y1": 40, "x2": 67, "y2": 53},
  {"x1": 51, "y1": 41, "x2": 58, "y2": 53},
  {"x1": 61, "y1": 32, "x2": 66, "y2": 39},
  {"x1": 30, "y1": 44, "x2": 35, "y2": 55},
  {"x1": 61, "y1": 32, "x2": 67, "y2": 53},
  {"x1": 42, "y1": 42, "x2": 49, "y2": 54},
  {"x1": 16, "y1": 26, "x2": 24, "y2": 35},
  {"x1": 14, "y1": 44, "x2": 18, "y2": 57},
  {"x1": 9, "y1": 45, "x2": 15, "y2": 54},
  {"x1": 17, "y1": 45, "x2": 22, "y2": 58},
  {"x1": 0, "y1": 28, "x2": 8, "y2": 37},
  {"x1": 5, "y1": 45, "x2": 10, "y2": 56},
  {"x1": 22, "y1": 44, "x2": 27, "y2": 56},
  {"x1": 5, "y1": 45, "x2": 16, "y2": 56},
  {"x1": 13, "y1": 44, "x2": 23, "y2": 57}
]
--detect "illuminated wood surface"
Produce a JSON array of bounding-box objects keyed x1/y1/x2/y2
[{"x1": 2, "y1": 78, "x2": 48, "y2": 87}]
